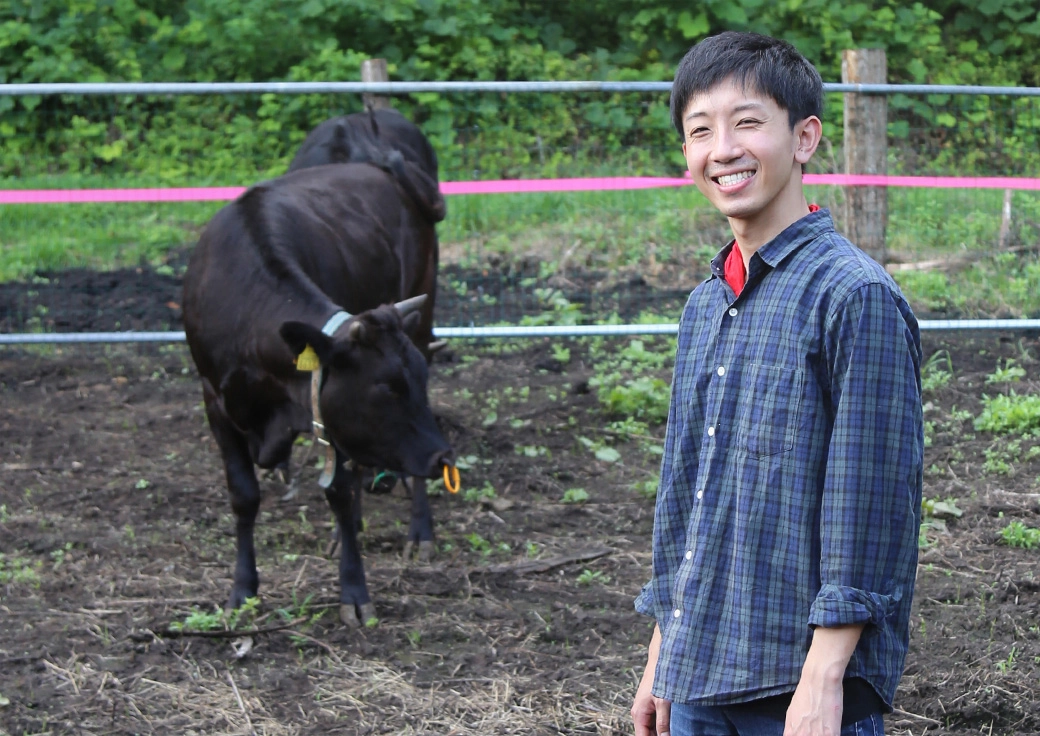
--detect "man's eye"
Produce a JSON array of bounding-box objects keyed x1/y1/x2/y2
[{"x1": 738, "y1": 118, "x2": 761, "y2": 126}]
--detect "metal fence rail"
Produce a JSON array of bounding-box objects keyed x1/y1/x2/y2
[
  {"x1": 3, "y1": 320, "x2": 1040, "y2": 346},
  {"x1": 4, "y1": 81, "x2": 1040, "y2": 96}
]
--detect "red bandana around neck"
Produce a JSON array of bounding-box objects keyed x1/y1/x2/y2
[{"x1": 723, "y1": 204, "x2": 820, "y2": 297}]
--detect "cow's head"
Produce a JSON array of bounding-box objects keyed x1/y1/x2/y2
[{"x1": 279, "y1": 297, "x2": 454, "y2": 479}]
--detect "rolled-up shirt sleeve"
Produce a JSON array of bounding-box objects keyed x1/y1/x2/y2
[
  {"x1": 634, "y1": 582, "x2": 656, "y2": 617},
  {"x1": 809, "y1": 282, "x2": 923, "y2": 631}
]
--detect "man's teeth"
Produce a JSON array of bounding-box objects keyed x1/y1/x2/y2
[{"x1": 717, "y1": 171, "x2": 753, "y2": 186}]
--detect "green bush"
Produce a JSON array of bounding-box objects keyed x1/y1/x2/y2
[{"x1": 3, "y1": 0, "x2": 1040, "y2": 183}]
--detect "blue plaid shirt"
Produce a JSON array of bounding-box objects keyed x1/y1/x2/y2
[{"x1": 635, "y1": 209, "x2": 923, "y2": 709}]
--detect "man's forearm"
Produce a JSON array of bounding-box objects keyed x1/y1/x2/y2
[
  {"x1": 801, "y1": 624, "x2": 864, "y2": 685},
  {"x1": 784, "y1": 624, "x2": 865, "y2": 735}
]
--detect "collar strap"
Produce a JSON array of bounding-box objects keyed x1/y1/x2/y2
[{"x1": 321, "y1": 310, "x2": 352, "y2": 336}]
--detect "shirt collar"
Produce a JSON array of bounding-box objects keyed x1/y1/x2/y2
[{"x1": 710, "y1": 208, "x2": 834, "y2": 280}]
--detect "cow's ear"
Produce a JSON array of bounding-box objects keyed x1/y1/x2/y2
[{"x1": 279, "y1": 321, "x2": 333, "y2": 366}]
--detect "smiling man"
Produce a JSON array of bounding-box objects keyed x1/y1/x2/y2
[{"x1": 631, "y1": 32, "x2": 924, "y2": 736}]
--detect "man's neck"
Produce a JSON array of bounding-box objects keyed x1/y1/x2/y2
[{"x1": 729, "y1": 187, "x2": 812, "y2": 272}]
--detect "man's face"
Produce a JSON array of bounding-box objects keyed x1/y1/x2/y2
[{"x1": 681, "y1": 78, "x2": 818, "y2": 233}]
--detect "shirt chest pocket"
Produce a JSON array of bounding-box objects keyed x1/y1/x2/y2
[{"x1": 734, "y1": 363, "x2": 803, "y2": 458}]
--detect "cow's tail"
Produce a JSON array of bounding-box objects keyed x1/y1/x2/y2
[{"x1": 384, "y1": 149, "x2": 447, "y2": 224}]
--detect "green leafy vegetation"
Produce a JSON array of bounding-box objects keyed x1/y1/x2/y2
[
  {"x1": 919, "y1": 496, "x2": 963, "y2": 548},
  {"x1": 589, "y1": 338, "x2": 674, "y2": 424},
  {"x1": 561, "y1": 487, "x2": 590, "y2": 504},
  {"x1": 576, "y1": 569, "x2": 608, "y2": 585},
  {"x1": 986, "y1": 359, "x2": 1027, "y2": 385},
  {"x1": 634, "y1": 478, "x2": 659, "y2": 499},
  {"x1": 999, "y1": 520, "x2": 1040, "y2": 549},
  {"x1": 169, "y1": 596, "x2": 261, "y2": 632},
  {"x1": 0, "y1": 553, "x2": 42, "y2": 587},
  {"x1": 463, "y1": 481, "x2": 497, "y2": 504},
  {"x1": 921, "y1": 350, "x2": 954, "y2": 392},
  {"x1": 974, "y1": 393, "x2": 1040, "y2": 435},
  {"x1": 465, "y1": 532, "x2": 493, "y2": 555}
]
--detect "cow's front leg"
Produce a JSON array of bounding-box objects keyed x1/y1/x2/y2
[
  {"x1": 326, "y1": 454, "x2": 376, "y2": 626},
  {"x1": 205, "y1": 395, "x2": 262, "y2": 610},
  {"x1": 402, "y1": 476, "x2": 436, "y2": 563}
]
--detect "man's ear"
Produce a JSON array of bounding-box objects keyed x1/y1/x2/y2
[
  {"x1": 279, "y1": 321, "x2": 333, "y2": 365},
  {"x1": 794, "y1": 115, "x2": 823, "y2": 165}
]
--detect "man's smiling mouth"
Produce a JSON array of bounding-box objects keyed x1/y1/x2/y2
[{"x1": 715, "y1": 171, "x2": 755, "y2": 186}]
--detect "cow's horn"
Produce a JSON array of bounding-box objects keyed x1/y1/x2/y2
[
  {"x1": 428, "y1": 340, "x2": 448, "y2": 353},
  {"x1": 347, "y1": 319, "x2": 366, "y2": 342},
  {"x1": 393, "y1": 294, "x2": 427, "y2": 318}
]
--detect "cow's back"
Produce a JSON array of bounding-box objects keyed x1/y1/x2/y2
[
  {"x1": 183, "y1": 163, "x2": 437, "y2": 383},
  {"x1": 288, "y1": 109, "x2": 440, "y2": 183}
]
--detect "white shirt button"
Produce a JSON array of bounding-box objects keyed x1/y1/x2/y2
[
  {"x1": 673, "y1": 608, "x2": 682, "y2": 618},
  {"x1": 685, "y1": 550, "x2": 692, "y2": 560},
  {"x1": 707, "y1": 426, "x2": 715, "y2": 437},
  {"x1": 728, "y1": 307, "x2": 738, "y2": 317},
  {"x1": 696, "y1": 490, "x2": 704, "y2": 500},
  {"x1": 717, "y1": 366, "x2": 726, "y2": 376}
]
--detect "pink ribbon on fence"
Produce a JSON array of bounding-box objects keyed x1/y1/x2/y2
[{"x1": 2, "y1": 174, "x2": 1040, "y2": 204}]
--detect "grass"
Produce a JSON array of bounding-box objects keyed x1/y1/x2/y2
[{"x1": 2, "y1": 173, "x2": 1040, "y2": 318}]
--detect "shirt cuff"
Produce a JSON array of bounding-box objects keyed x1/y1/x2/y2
[
  {"x1": 807, "y1": 583, "x2": 898, "y2": 629},
  {"x1": 634, "y1": 583, "x2": 656, "y2": 617}
]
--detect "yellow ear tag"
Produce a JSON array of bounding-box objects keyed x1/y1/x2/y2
[{"x1": 295, "y1": 344, "x2": 320, "y2": 372}]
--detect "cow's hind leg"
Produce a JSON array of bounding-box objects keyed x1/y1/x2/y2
[
  {"x1": 326, "y1": 452, "x2": 377, "y2": 626},
  {"x1": 402, "y1": 477, "x2": 436, "y2": 563},
  {"x1": 204, "y1": 393, "x2": 262, "y2": 610}
]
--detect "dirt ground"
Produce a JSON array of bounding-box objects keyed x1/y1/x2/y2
[{"x1": 2, "y1": 258, "x2": 1039, "y2": 736}]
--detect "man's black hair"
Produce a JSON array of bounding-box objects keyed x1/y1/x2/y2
[{"x1": 670, "y1": 31, "x2": 823, "y2": 140}]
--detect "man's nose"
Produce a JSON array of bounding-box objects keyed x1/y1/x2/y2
[{"x1": 711, "y1": 128, "x2": 743, "y2": 162}]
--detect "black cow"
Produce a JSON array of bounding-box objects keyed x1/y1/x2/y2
[
  {"x1": 289, "y1": 108, "x2": 450, "y2": 539},
  {"x1": 183, "y1": 162, "x2": 454, "y2": 625}
]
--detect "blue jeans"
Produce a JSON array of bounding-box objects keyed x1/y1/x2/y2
[{"x1": 670, "y1": 703, "x2": 884, "y2": 736}]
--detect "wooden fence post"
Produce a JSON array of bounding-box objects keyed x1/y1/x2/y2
[
  {"x1": 361, "y1": 58, "x2": 391, "y2": 111},
  {"x1": 842, "y1": 48, "x2": 888, "y2": 265}
]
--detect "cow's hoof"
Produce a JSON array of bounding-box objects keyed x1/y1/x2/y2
[
  {"x1": 227, "y1": 589, "x2": 260, "y2": 613},
  {"x1": 340, "y1": 602, "x2": 378, "y2": 627},
  {"x1": 402, "y1": 539, "x2": 435, "y2": 563}
]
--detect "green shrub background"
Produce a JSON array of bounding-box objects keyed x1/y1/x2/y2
[{"x1": 3, "y1": 0, "x2": 1040, "y2": 182}]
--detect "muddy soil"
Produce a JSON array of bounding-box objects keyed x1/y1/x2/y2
[{"x1": 1, "y1": 258, "x2": 1039, "y2": 735}]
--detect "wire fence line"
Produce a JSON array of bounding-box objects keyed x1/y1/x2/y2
[{"x1": 3, "y1": 81, "x2": 1040, "y2": 96}]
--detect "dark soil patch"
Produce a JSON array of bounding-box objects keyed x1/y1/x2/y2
[{"x1": 1, "y1": 260, "x2": 1039, "y2": 735}]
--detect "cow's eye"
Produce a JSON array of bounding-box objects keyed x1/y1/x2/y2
[{"x1": 386, "y1": 377, "x2": 410, "y2": 399}]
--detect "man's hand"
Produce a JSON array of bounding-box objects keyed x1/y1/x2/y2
[
  {"x1": 783, "y1": 624, "x2": 864, "y2": 736},
  {"x1": 632, "y1": 625, "x2": 671, "y2": 736}
]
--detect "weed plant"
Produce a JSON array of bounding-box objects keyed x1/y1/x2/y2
[
  {"x1": 975, "y1": 393, "x2": 1040, "y2": 435},
  {"x1": 999, "y1": 521, "x2": 1040, "y2": 549}
]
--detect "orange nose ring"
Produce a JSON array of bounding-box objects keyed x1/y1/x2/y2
[{"x1": 443, "y1": 465, "x2": 461, "y2": 494}]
